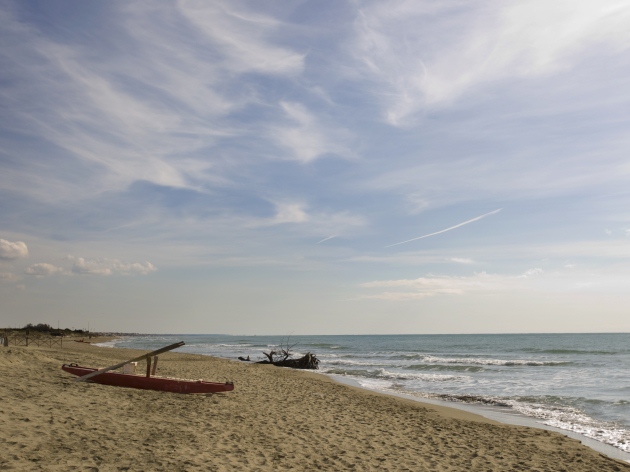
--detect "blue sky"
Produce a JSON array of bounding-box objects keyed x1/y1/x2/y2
[{"x1": 2, "y1": 0, "x2": 630, "y2": 334}]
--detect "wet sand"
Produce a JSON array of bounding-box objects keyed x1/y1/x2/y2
[{"x1": 2, "y1": 340, "x2": 629, "y2": 471}]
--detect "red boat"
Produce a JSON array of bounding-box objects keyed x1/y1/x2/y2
[{"x1": 62, "y1": 364, "x2": 234, "y2": 394}]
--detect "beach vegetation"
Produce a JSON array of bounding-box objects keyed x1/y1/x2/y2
[{"x1": 1, "y1": 323, "x2": 87, "y2": 335}]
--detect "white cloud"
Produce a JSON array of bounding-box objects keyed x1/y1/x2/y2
[
  {"x1": 245, "y1": 202, "x2": 367, "y2": 241},
  {"x1": 271, "y1": 202, "x2": 309, "y2": 224},
  {"x1": 174, "y1": 1, "x2": 305, "y2": 76},
  {"x1": 449, "y1": 257, "x2": 474, "y2": 264},
  {"x1": 0, "y1": 1, "x2": 312, "y2": 204},
  {"x1": 0, "y1": 239, "x2": 28, "y2": 260},
  {"x1": 25, "y1": 263, "x2": 64, "y2": 277},
  {"x1": 272, "y1": 101, "x2": 352, "y2": 163},
  {"x1": 0, "y1": 10, "x2": 211, "y2": 199},
  {"x1": 362, "y1": 271, "x2": 496, "y2": 292},
  {"x1": 519, "y1": 268, "x2": 544, "y2": 278},
  {"x1": 404, "y1": 194, "x2": 431, "y2": 214},
  {"x1": 69, "y1": 256, "x2": 157, "y2": 276},
  {"x1": 351, "y1": 0, "x2": 630, "y2": 125},
  {"x1": 70, "y1": 257, "x2": 113, "y2": 276},
  {"x1": 115, "y1": 261, "x2": 157, "y2": 275},
  {"x1": 359, "y1": 268, "x2": 547, "y2": 300}
]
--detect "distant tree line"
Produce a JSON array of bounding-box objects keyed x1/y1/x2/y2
[{"x1": 18, "y1": 323, "x2": 86, "y2": 334}]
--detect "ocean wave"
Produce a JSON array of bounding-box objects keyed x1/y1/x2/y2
[
  {"x1": 397, "y1": 353, "x2": 436, "y2": 360},
  {"x1": 325, "y1": 352, "x2": 378, "y2": 360},
  {"x1": 317, "y1": 353, "x2": 341, "y2": 359},
  {"x1": 356, "y1": 378, "x2": 396, "y2": 391},
  {"x1": 303, "y1": 343, "x2": 347, "y2": 350},
  {"x1": 420, "y1": 355, "x2": 568, "y2": 366},
  {"x1": 407, "y1": 363, "x2": 485, "y2": 373},
  {"x1": 324, "y1": 359, "x2": 387, "y2": 367},
  {"x1": 378, "y1": 369, "x2": 465, "y2": 382},
  {"x1": 322, "y1": 366, "x2": 465, "y2": 383},
  {"x1": 521, "y1": 348, "x2": 620, "y2": 355},
  {"x1": 322, "y1": 357, "x2": 484, "y2": 372},
  {"x1": 426, "y1": 392, "x2": 512, "y2": 407},
  {"x1": 391, "y1": 353, "x2": 568, "y2": 366},
  {"x1": 324, "y1": 368, "x2": 377, "y2": 377},
  {"x1": 212, "y1": 343, "x2": 255, "y2": 348}
]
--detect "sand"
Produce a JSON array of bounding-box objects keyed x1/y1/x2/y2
[{"x1": 1, "y1": 340, "x2": 629, "y2": 472}]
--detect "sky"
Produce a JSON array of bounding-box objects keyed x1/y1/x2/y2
[{"x1": 1, "y1": 0, "x2": 630, "y2": 335}]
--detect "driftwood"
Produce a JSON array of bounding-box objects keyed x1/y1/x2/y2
[
  {"x1": 257, "y1": 352, "x2": 319, "y2": 369},
  {"x1": 244, "y1": 338, "x2": 319, "y2": 369}
]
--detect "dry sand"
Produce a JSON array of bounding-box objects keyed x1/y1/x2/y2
[{"x1": 2, "y1": 340, "x2": 629, "y2": 472}]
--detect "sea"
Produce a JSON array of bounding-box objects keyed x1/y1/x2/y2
[{"x1": 97, "y1": 333, "x2": 630, "y2": 460}]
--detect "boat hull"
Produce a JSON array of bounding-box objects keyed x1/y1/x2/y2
[{"x1": 62, "y1": 364, "x2": 234, "y2": 394}]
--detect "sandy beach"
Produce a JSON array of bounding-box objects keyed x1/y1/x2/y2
[{"x1": 2, "y1": 340, "x2": 629, "y2": 471}]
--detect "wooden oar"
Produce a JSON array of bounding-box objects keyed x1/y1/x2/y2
[{"x1": 73, "y1": 341, "x2": 185, "y2": 382}]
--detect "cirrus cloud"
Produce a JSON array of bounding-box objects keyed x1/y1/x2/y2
[
  {"x1": 271, "y1": 101, "x2": 353, "y2": 163},
  {"x1": 351, "y1": 0, "x2": 630, "y2": 125}
]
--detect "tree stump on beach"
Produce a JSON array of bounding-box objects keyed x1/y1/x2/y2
[
  {"x1": 246, "y1": 339, "x2": 320, "y2": 369},
  {"x1": 257, "y1": 352, "x2": 319, "y2": 369}
]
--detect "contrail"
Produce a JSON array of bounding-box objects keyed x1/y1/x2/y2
[
  {"x1": 386, "y1": 208, "x2": 502, "y2": 248},
  {"x1": 316, "y1": 235, "x2": 337, "y2": 244}
]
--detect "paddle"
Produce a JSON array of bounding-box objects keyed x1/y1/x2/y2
[{"x1": 73, "y1": 341, "x2": 186, "y2": 382}]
